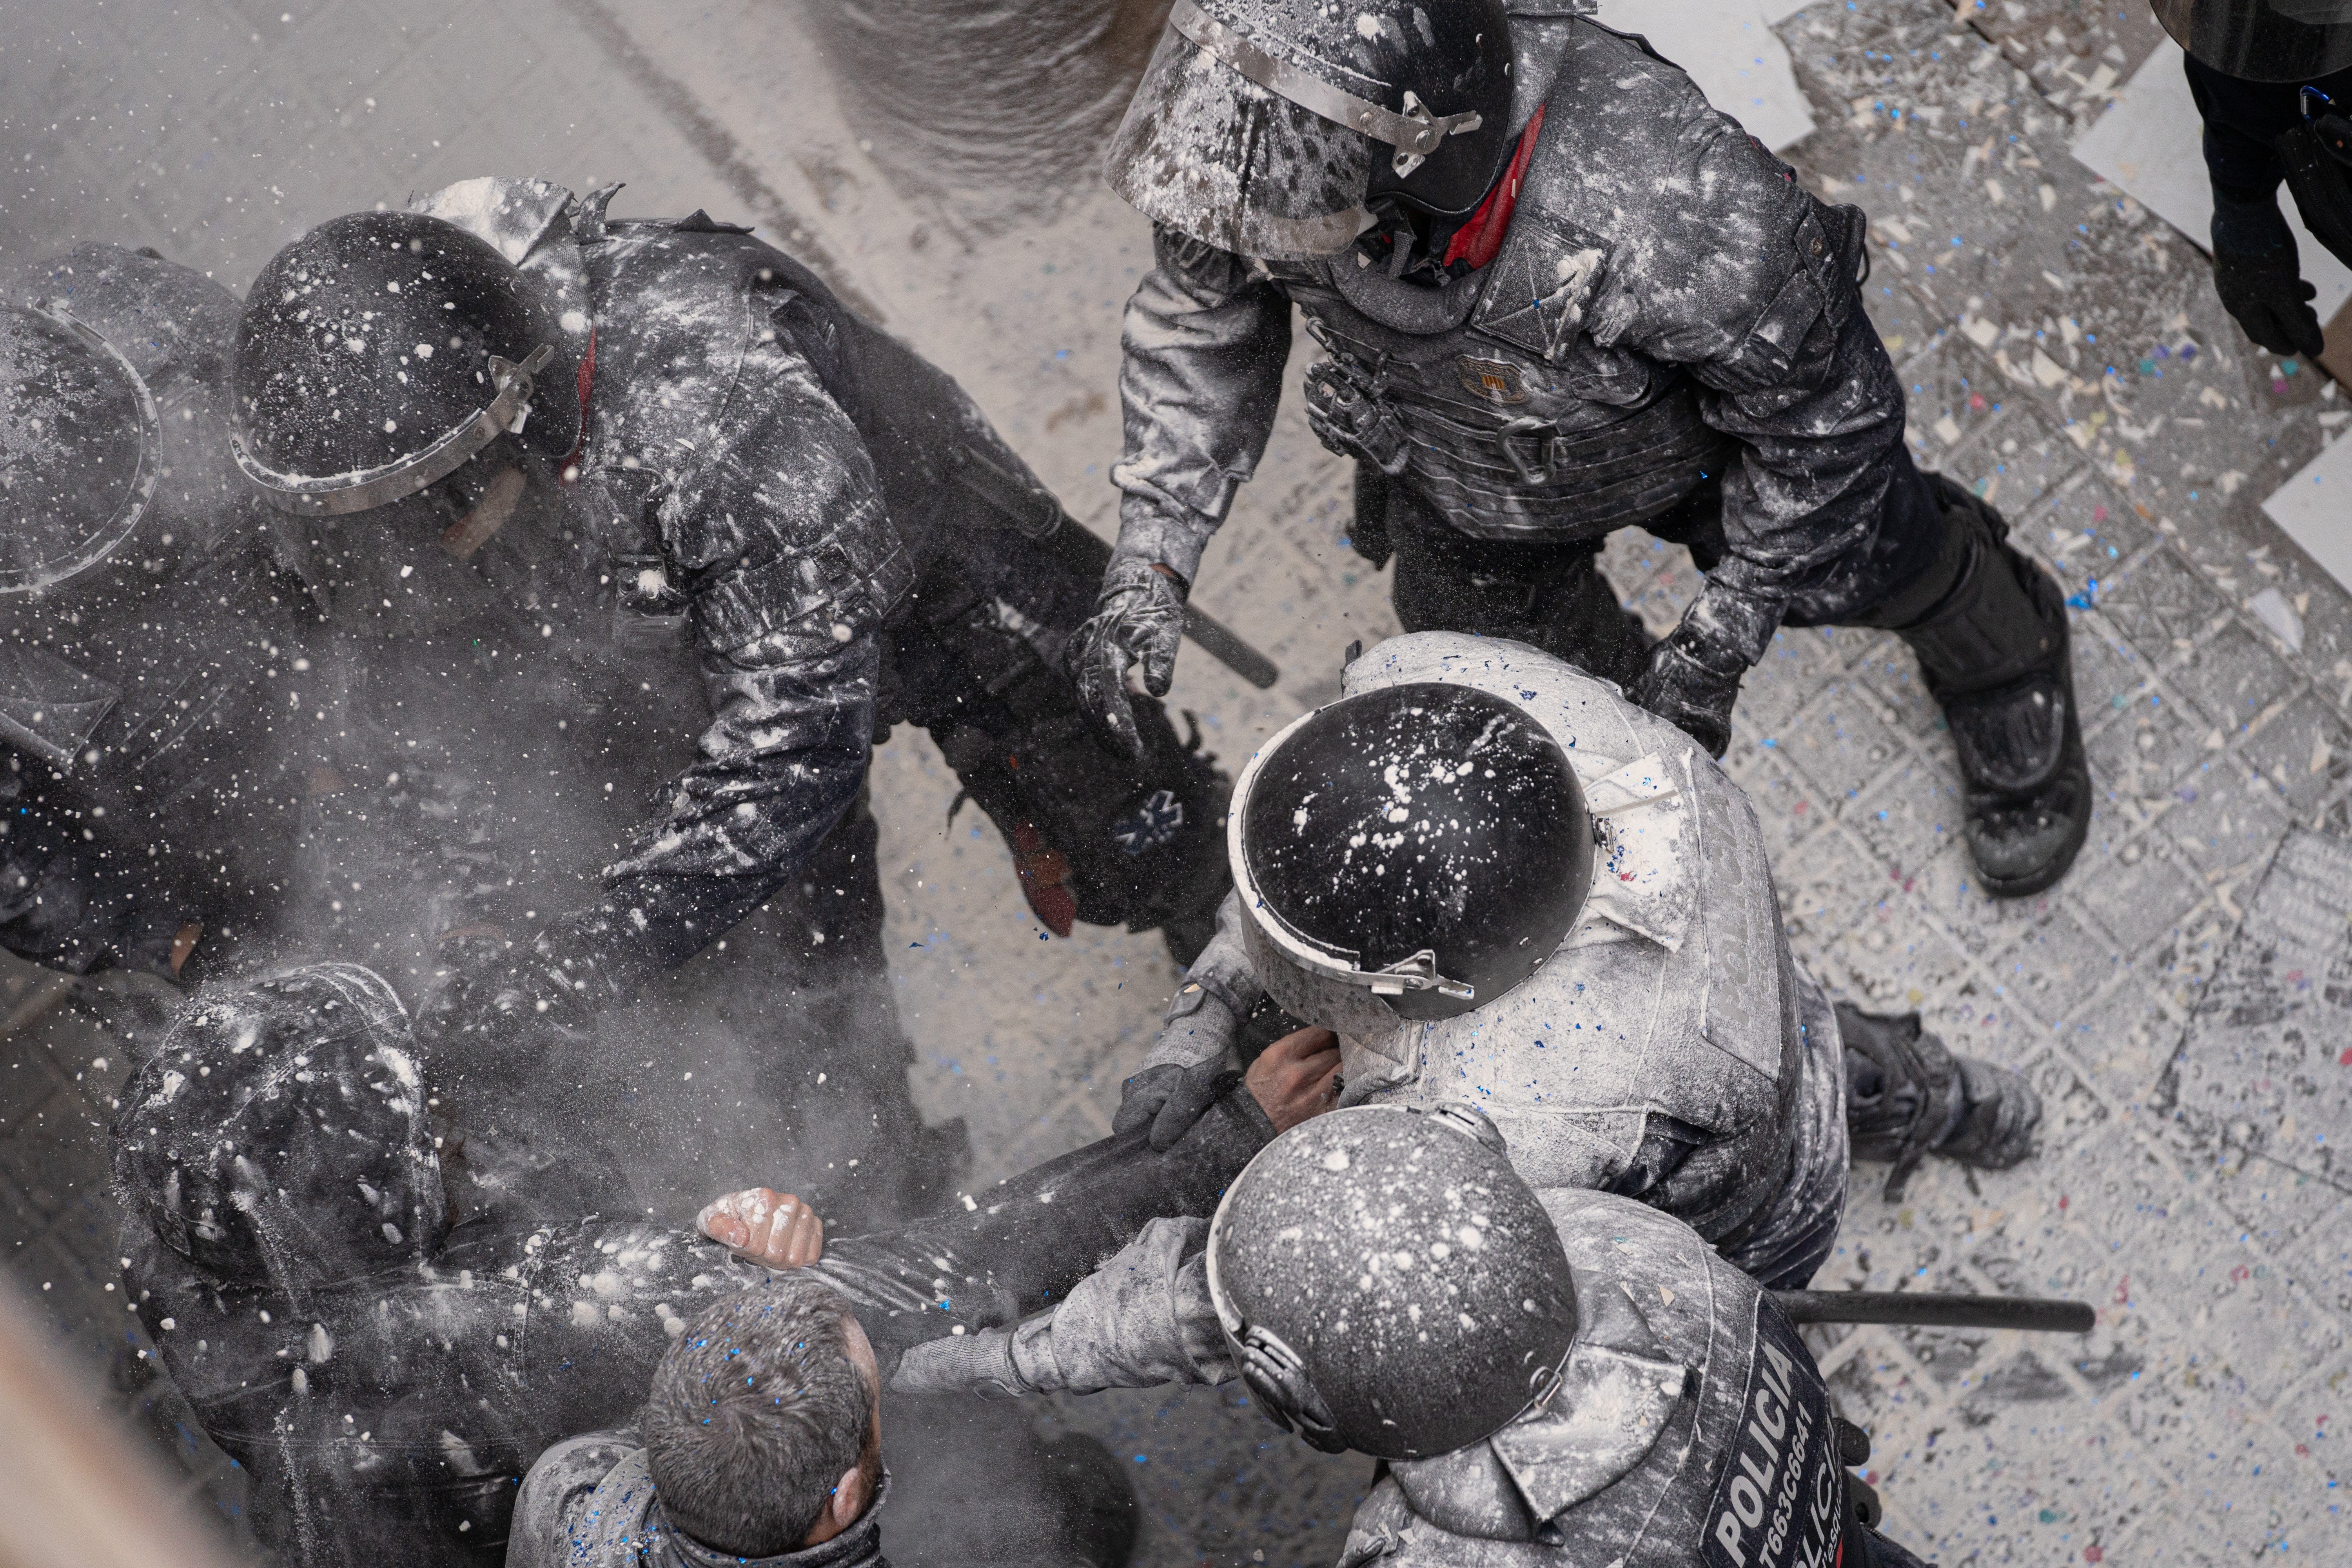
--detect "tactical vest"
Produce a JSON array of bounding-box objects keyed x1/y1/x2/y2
[
  {"x1": 1248, "y1": 634, "x2": 1803, "y2": 1245},
  {"x1": 1275, "y1": 18, "x2": 1863, "y2": 544}
]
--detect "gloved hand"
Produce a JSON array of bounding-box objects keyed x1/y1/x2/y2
[
  {"x1": 2214, "y1": 249, "x2": 2327, "y2": 359},
  {"x1": 1069, "y1": 556, "x2": 1187, "y2": 759},
  {"x1": 1115, "y1": 983, "x2": 1240, "y2": 1149},
  {"x1": 1632, "y1": 628, "x2": 1747, "y2": 758}
]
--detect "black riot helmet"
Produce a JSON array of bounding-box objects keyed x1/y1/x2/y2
[
  {"x1": 2152, "y1": 0, "x2": 2352, "y2": 80},
  {"x1": 5, "y1": 244, "x2": 255, "y2": 599},
  {"x1": 1106, "y1": 0, "x2": 1517, "y2": 259},
  {"x1": 113, "y1": 964, "x2": 448, "y2": 1291},
  {"x1": 1232, "y1": 681, "x2": 1593, "y2": 1022},
  {"x1": 1206, "y1": 1103, "x2": 1578, "y2": 1460},
  {"x1": 0, "y1": 300, "x2": 161, "y2": 595},
  {"x1": 231, "y1": 210, "x2": 579, "y2": 519}
]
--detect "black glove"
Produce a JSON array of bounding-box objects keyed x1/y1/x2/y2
[
  {"x1": 1112, "y1": 1059, "x2": 1236, "y2": 1151},
  {"x1": 2214, "y1": 249, "x2": 2327, "y2": 359},
  {"x1": 1069, "y1": 556, "x2": 1187, "y2": 759},
  {"x1": 1631, "y1": 629, "x2": 1746, "y2": 758}
]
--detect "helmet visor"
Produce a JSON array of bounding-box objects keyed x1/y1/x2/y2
[
  {"x1": 1106, "y1": 24, "x2": 1375, "y2": 260},
  {"x1": 2154, "y1": 0, "x2": 2352, "y2": 79}
]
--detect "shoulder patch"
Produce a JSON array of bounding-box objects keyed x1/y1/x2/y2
[{"x1": 1472, "y1": 212, "x2": 1608, "y2": 364}]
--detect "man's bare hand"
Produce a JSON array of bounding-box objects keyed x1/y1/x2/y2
[
  {"x1": 1246, "y1": 1026, "x2": 1343, "y2": 1133},
  {"x1": 697, "y1": 1187, "x2": 825, "y2": 1269}
]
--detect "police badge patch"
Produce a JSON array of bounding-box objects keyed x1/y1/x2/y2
[{"x1": 1456, "y1": 356, "x2": 1531, "y2": 405}]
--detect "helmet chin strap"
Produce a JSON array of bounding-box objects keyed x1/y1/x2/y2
[{"x1": 234, "y1": 342, "x2": 556, "y2": 517}]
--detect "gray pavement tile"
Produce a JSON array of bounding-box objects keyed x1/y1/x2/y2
[
  {"x1": 2262, "y1": 1194, "x2": 2352, "y2": 1327},
  {"x1": 2031, "y1": 477, "x2": 2157, "y2": 604},
  {"x1": 1822, "y1": 907, "x2": 1980, "y2": 1023},
  {"x1": 2100, "y1": 547, "x2": 2232, "y2": 665},
  {"x1": 2070, "y1": 612, "x2": 2157, "y2": 716},
  {"x1": 2236, "y1": 690, "x2": 2352, "y2": 814},
  {"x1": 1844, "y1": 746, "x2": 1967, "y2": 877},
  {"x1": 1825, "y1": 1338, "x2": 1942, "y2": 1462},
  {"x1": 1940, "y1": 400, "x2": 2086, "y2": 519},
  {"x1": 1895, "y1": 342, "x2": 2009, "y2": 457},
  {"x1": 1990, "y1": 901, "x2": 2124, "y2": 1025},
  {"x1": 0, "y1": 1037, "x2": 67, "y2": 1131},
  {"x1": 2079, "y1": 835, "x2": 2210, "y2": 960},
  {"x1": 2086, "y1": 684, "x2": 2211, "y2": 804},
  {"x1": 2118, "y1": 1416, "x2": 2314, "y2": 1562},
  {"x1": 1737, "y1": 623, "x2": 1873, "y2": 741},
  {"x1": 1900, "y1": 1401, "x2": 2158, "y2": 1566},
  {"x1": 2160, "y1": 762, "x2": 2294, "y2": 880},
  {"x1": 2053, "y1": 966, "x2": 2185, "y2": 1113},
  {"x1": 0, "y1": 1093, "x2": 105, "y2": 1221},
  {"x1": 2165, "y1": 621, "x2": 2303, "y2": 738},
  {"x1": 1895, "y1": 1318, "x2": 2008, "y2": 1399},
  {"x1": 1772, "y1": 677, "x2": 1914, "y2": 816},
  {"x1": 1849, "y1": 632, "x2": 1942, "y2": 737},
  {"x1": 2195, "y1": 1151, "x2": 2352, "y2": 1316}
]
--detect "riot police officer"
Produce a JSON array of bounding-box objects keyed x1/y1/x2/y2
[
  {"x1": 1074, "y1": 0, "x2": 2091, "y2": 898},
  {"x1": 881, "y1": 1105, "x2": 1934, "y2": 1566},
  {"x1": 2155, "y1": 0, "x2": 2352, "y2": 358},
  {"x1": 0, "y1": 243, "x2": 310, "y2": 988},
  {"x1": 1120, "y1": 632, "x2": 2039, "y2": 1291},
  {"x1": 227, "y1": 179, "x2": 1233, "y2": 1217}
]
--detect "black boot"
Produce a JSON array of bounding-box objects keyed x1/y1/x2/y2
[
  {"x1": 1895, "y1": 475, "x2": 2091, "y2": 898},
  {"x1": 1838, "y1": 1003, "x2": 2040, "y2": 1201}
]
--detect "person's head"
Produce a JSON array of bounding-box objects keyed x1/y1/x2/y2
[
  {"x1": 1206, "y1": 1102, "x2": 1579, "y2": 1461},
  {"x1": 1103, "y1": 0, "x2": 1517, "y2": 260},
  {"x1": 1229, "y1": 679, "x2": 1594, "y2": 1029},
  {"x1": 113, "y1": 964, "x2": 448, "y2": 1290},
  {"x1": 229, "y1": 209, "x2": 582, "y2": 629},
  {"x1": 644, "y1": 1280, "x2": 883, "y2": 1555}
]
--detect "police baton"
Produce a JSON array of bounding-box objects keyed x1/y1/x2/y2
[
  {"x1": 1770, "y1": 1290, "x2": 2096, "y2": 1334},
  {"x1": 944, "y1": 444, "x2": 1281, "y2": 690}
]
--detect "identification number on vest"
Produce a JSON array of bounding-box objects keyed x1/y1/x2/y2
[{"x1": 1701, "y1": 1301, "x2": 1844, "y2": 1568}]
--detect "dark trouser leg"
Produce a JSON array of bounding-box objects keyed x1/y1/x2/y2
[
  {"x1": 885, "y1": 1397, "x2": 1138, "y2": 1568},
  {"x1": 1385, "y1": 486, "x2": 1651, "y2": 690},
  {"x1": 1837, "y1": 1002, "x2": 2040, "y2": 1201},
  {"x1": 1839, "y1": 455, "x2": 2091, "y2": 898},
  {"x1": 891, "y1": 560, "x2": 1231, "y2": 965}
]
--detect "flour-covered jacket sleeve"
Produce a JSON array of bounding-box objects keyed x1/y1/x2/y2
[
  {"x1": 1111, "y1": 226, "x2": 1296, "y2": 582},
  {"x1": 570, "y1": 341, "x2": 907, "y2": 989},
  {"x1": 889, "y1": 1217, "x2": 1234, "y2": 1397},
  {"x1": 1583, "y1": 59, "x2": 1911, "y2": 666}
]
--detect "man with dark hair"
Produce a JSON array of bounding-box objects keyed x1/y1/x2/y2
[{"x1": 512, "y1": 1280, "x2": 887, "y2": 1568}]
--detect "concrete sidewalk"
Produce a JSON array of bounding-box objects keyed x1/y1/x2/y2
[{"x1": 2, "y1": 0, "x2": 2347, "y2": 1561}]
